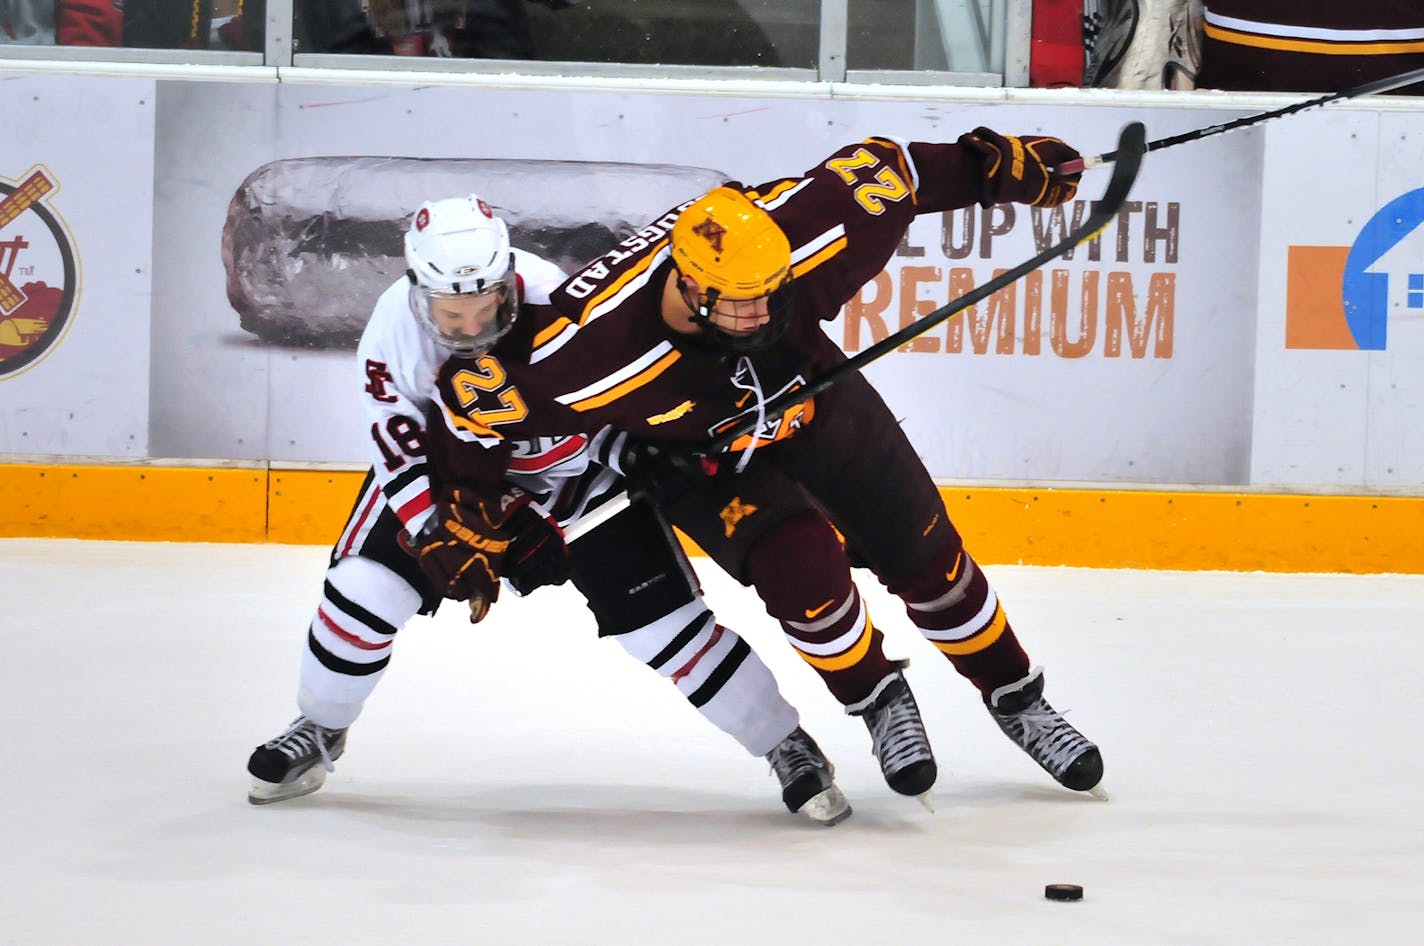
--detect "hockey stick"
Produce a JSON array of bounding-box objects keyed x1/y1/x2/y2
[
  {"x1": 563, "y1": 121, "x2": 1147, "y2": 542},
  {"x1": 702, "y1": 120, "x2": 1146, "y2": 454},
  {"x1": 1056, "y1": 64, "x2": 1424, "y2": 174}
]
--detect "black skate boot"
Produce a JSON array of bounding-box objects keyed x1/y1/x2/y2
[
  {"x1": 766, "y1": 727, "x2": 852, "y2": 826},
  {"x1": 247, "y1": 716, "x2": 348, "y2": 805},
  {"x1": 986, "y1": 667, "x2": 1104, "y2": 795},
  {"x1": 849, "y1": 671, "x2": 938, "y2": 801}
]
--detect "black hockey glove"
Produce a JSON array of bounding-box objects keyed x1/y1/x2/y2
[
  {"x1": 617, "y1": 438, "x2": 719, "y2": 506},
  {"x1": 501, "y1": 503, "x2": 573, "y2": 596}
]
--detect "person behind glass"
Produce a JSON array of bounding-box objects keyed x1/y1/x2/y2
[
  {"x1": 1197, "y1": 0, "x2": 1424, "y2": 93},
  {"x1": 245, "y1": 194, "x2": 851, "y2": 827},
  {"x1": 0, "y1": 0, "x2": 122, "y2": 45},
  {"x1": 429, "y1": 131, "x2": 1108, "y2": 806},
  {"x1": 294, "y1": 0, "x2": 573, "y2": 59}
]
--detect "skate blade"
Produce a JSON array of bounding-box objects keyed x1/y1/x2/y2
[
  {"x1": 915, "y1": 790, "x2": 936, "y2": 813},
  {"x1": 800, "y1": 784, "x2": 853, "y2": 826},
  {"x1": 1087, "y1": 783, "x2": 1110, "y2": 801},
  {"x1": 247, "y1": 766, "x2": 329, "y2": 805}
]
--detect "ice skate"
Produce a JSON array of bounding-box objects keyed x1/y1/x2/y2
[
  {"x1": 247, "y1": 716, "x2": 348, "y2": 805},
  {"x1": 849, "y1": 671, "x2": 937, "y2": 806},
  {"x1": 986, "y1": 667, "x2": 1105, "y2": 797},
  {"x1": 765, "y1": 727, "x2": 852, "y2": 826}
]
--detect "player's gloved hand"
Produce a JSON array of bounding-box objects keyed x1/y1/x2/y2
[
  {"x1": 501, "y1": 503, "x2": 572, "y2": 596},
  {"x1": 959, "y1": 127, "x2": 1082, "y2": 208},
  {"x1": 616, "y1": 437, "x2": 719, "y2": 505},
  {"x1": 404, "y1": 508, "x2": 503, "y2": 623}
]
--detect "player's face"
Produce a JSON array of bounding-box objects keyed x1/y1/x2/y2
[
  {"x1": 429, "y1": 288, "x2": 505, "y2": 339},
  {"x1": 704, "y1": 293, "x2": 772, "y2": 337}
]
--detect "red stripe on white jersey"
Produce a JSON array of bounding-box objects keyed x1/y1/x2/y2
[
  {"x1": 671, "y1": 625, "x2": 725, "y2": 685},
  {"x1": 507, "y1": 435, "x2": 588, "y2": 474},
  {"x1": 316, "y1": 607, "x2": 393, "y2": 652},
  {"x1": 338, "y1": 480, "x2": 383, "y2": 559},
  {"x1": 396, "y1": 489, "x2": 432, "y2": 525}
]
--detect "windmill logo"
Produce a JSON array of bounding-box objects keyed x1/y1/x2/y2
[
  {"x1": 1285, "y1": 187, "x2": 1424, "y2": 351},
  {"x1": 0, "y1": 165, "x2": 79, "y2": 381}
]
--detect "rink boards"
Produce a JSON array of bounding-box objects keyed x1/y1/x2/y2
[
  {"x1": 2, "y1": 65, "x2": 1423, "y2": 572},
  {"x1": 2, "y1": 461, "x2": 1420, "y2": 573}
]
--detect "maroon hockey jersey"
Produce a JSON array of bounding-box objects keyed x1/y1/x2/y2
[
  {"x1": 1197, "y1": 1, "x2": 1424, "y2": 93},
  {"x1": 432, "y1": 136, "x2": 993, "y2": 482}
]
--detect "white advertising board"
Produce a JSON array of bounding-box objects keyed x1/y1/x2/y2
[
  {"x1": 147, "y1": 80, "x2": 1262, "y2": 485},
  {"x1": 0, "y1": 75, "x2": 155, "y2": 457},
  {"x1": 1253, "y1": 109, "x2": 1424, "y2": 491}
]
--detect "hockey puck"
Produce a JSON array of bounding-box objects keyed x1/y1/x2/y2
[{"x1": 1045, "y1": 884, "x2": 1084, "y2": 901}]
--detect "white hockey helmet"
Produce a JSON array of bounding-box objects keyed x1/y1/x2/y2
[{"x1": 404, "y1": 194, "x2": 517, "y2": 356}]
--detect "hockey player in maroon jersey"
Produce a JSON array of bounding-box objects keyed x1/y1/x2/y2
[
  {"x1": 246, "y1": 194, "x2": 851, "y2": 826},
  {"x1": 1197, "y1": 1, "x2": 1424, "y2": 94},
  {"x1": 427, "y1": 130, "x2": 1105, "y2": 801}
]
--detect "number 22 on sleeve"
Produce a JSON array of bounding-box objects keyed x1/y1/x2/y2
[{"x1": 825, "y1": 148, "x2": 909, "y2": 215}]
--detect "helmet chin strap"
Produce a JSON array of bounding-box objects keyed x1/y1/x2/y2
[{"x1": 677, "y1": 270, "x2": 721, "y2": 332}]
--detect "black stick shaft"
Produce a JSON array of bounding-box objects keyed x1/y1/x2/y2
[{"x1": 1064, "y1": 64, "x2": 1424, "y2": 172}]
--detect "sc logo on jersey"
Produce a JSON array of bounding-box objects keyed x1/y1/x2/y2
[
  {"x1": 0, "y1": 165, "x2": 79, "y2": 381},
  {"x1": 1285, "y1": 187, "x2": 1424, "y2": 351}
]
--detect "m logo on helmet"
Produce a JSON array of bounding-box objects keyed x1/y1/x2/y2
[{"x1": 691, "y1": 217, "x2": 726, "y2": 253}]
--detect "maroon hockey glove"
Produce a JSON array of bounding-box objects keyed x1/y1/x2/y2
[
  {"x1": 407, "y1": 512, "x2": 503, "y2": 622},
  {"x1": 959, "y1": 127, "x2": 1082, "y2": 208},
  {"x1": 408, "y1": 487, "x2": 571, "y2": 617}
]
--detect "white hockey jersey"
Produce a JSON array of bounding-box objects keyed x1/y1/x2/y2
[{"x1": 353, "y1": 247, "x2": 578, "y2": 535}]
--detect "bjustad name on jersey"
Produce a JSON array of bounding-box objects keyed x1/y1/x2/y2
[{"x1": 563, "y1": 204, "x2": 692, "y2": 300}]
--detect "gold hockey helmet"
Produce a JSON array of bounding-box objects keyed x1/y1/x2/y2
[
  {"x1": 670, "y1": 187, "x2": 795, "y2": 351},
  {"x1": 671, "y1": 187, "x2": 791, "y2": 300}
]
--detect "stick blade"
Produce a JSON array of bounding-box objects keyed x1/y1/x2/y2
[{"x1": 1081, "y1": 121, "x2": 1146, "y2": 234}]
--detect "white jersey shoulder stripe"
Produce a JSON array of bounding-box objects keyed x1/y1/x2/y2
[
  {"x1": 584, "y1": 245, "x2": 671, "y2": 325},
  {"x1": 530, "y1": 247, "x2": 668, "y2": 364},
  {"x1": 792, "y1": 225, "x2": 847, "y2": 265},
  {"x1": 529, "y1": 319, "x2": 578, "y2": 364},
  {"x1": 757, "y1": 178, "x2": 813, "y2": 211},
  {"x1": 554, "y1": 341, "x2": 676, "y2": 407},
  {"x1": 1203, "y1": 11, "x2": 1424, "y2": 42}
]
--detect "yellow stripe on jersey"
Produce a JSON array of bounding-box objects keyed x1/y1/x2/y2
[
  {"x1": 533, "y1": 316, "x2": 574, "y2": 349},
  {"x1": 441, "y1": 400, "x2": 500, "y2": 439},
  {"x1": 795, "y1": 617, "x2": 876, "y2": 672},
  {"x1": 932, "y1": 603, "x2": 1008, "y2": 656},
  {"x1": 577, "y1": 240, "x2": 670, "y2": 325},
  {"x1": 566, "y1": 348, "x2": 683, "y2": 412},
  {"x1": 1204, "y1": 23, "x2": 1424, "y2": 55},
  {"x1": 748, "y1": 179, "x2": 802, "y2": 204},
  {"x1": 791, "y1": 234, "x2": 849, "y2": 279},
  {"x1": 864, "y1": 137, "x2": 920, "y2": 205}
]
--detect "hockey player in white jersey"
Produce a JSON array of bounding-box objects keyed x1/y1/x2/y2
[{"x1": 246, "y1": 194, "x2": 850, "y2": 825}]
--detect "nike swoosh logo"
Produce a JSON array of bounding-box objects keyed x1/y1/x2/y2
[
  {"x1": 803, "y1": 598, "x2": 836, "y2": 619},
  {"x1": 946, "y1": 552, "x2": 963, "y2": 583}
]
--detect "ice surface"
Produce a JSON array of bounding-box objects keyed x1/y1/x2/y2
[{"x1": 3, "y1": 538, "x2": 1422, "y2": 944}]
